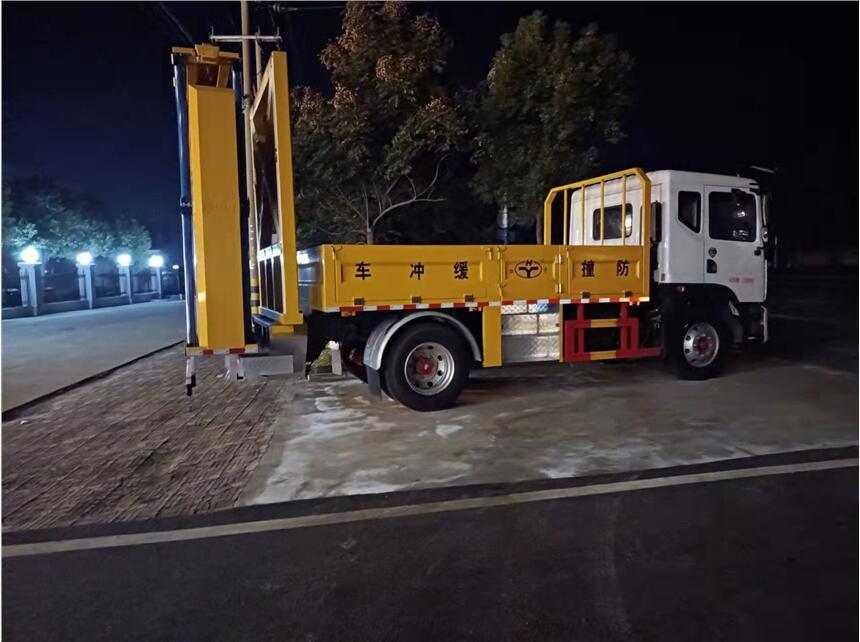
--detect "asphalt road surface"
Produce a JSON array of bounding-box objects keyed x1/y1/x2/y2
[
  {"x1": 4, "y1": 448, "x2": 857, "y2": 641},
  {"x1": 1, "y1": 300, "x2": 184, "y2": 411}
]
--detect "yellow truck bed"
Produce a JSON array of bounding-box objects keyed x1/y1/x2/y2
[{"x1": 298, "y1": 242, "x2": 648, "y2": 315}]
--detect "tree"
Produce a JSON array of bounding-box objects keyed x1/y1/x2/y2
[
  {"x1": 1, "y1": 178, "x2": 151, "y2": 261},
  {"x1": 114, "y1": 216, "x2": 152, "y2": 259},
  {"x1": 472, "y1": 13, "x2": 634, "y2": 242},
  {"x1": 2, "y1": 185, "x2": 38, "y2": 250},
  {"x1": 292, "y1": 1, "x2": 469, "y2": 245}
]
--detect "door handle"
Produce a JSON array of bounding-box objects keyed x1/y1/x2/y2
[
  {"x1": 754, "y1": 246, "x2": 763, "y2": 256},
  {"x1": 707, "y1": 259, "x2": 718, "y2": 274}
]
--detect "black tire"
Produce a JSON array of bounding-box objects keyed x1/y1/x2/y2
[
  {"x1": 383, "y1": 322, "x2": 470, "y2": 411},
  {"x1": 668, "y1": 313, "x2": 728, "y2": 380}
]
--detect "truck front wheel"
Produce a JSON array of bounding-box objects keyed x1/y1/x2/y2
[
  {"x1": 383, "y1": 323, "x2": 470, "y2": 411},
  {"x1": 669, "y1": 316, "x2": 727, "y2": 380}
]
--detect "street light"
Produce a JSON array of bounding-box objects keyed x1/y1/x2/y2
[
  {"x1": 116, "y1": 253, "x2": 133, "y2": 303},
  {"x1": 172, "y1": 264, "x2": 180, "y2": 270},
  {"x1": 148, "y1": 255, "x2": 165, "y2": 269},
  {"x1": 20, "y1": 246, "x2": 40, "y2": 264},
  {"x1": 75, "y1": 252, "x2": 95, "y2": 308}
]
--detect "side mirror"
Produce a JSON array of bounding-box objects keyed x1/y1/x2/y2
[
  {"x1": 762, "y1": 193, "x2": 772, "y2": 226},
  {"x1": 762, "y1": 226, "x2": 769, "y2": 243}
]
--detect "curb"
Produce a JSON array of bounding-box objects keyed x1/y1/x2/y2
[{"x1": 1, "y1": 340, "x2": 185, "y2": 420}]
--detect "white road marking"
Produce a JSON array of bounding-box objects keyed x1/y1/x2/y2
[{"x1": 4, "y1": 458, "x2": 856, "y2": 559}]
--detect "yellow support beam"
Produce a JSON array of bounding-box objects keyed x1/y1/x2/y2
[
  {"x1": 588, "y1": 350, "x2": 618, "y2": 361},
  {"x1": 588, "y1": 318, "x2": 620, "y2": 329},
  {"x1": 481, "y1": 306, "x2": 502, "y2": 367},
  {"x1": 187, "y1": 84, "x2": 245, "y2": 350}
]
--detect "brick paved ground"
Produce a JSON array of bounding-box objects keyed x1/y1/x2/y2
[{"x1": 2, "y1": 346, "x2": 289, "y2": 531}]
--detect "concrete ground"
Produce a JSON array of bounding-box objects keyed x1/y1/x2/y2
[
  {"x1": 244, "y1": 350, "x2": 857, "y2": 506},
  {"x1": 1, "y1": 300, "x2": 184, "y2": 411},
  {"x1": 242, "y1": 270, "x2": 858, "y2": 505}
]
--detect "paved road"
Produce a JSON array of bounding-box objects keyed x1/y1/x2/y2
[
  {"x1": 3, "y1": 448, "x2": 856, "y2": 641},
  {"x1": 1, "y1": 301, "x2": 185, "y2": 411},
  {"x1": 767, "y1": 271, "x2": 858, "y2": 373}
]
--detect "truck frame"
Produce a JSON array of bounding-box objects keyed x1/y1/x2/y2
[{"x1": 172, "y1": 45, "x2": 769, "y2": 411}]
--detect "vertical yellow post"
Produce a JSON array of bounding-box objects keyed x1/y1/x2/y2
[
  {"x1": 187, "y1": 84, "x2": 246, "y2": 350},
  {"x1": 268, "y1": 52, "x2": 303, "y2": 326},
  {"x1": 600, "y1": 182, "x2": 605, "y2": 245},
  {"x1": 481, "y1": 306, "x2": 502, "y2": 367},
  {"x1": 622, "y1": 175, "x2": 627, "y2": 246},
  {"x1": 543, "y1": 193, "x2": 554, "y2": 245},
  {"x1": 580, "y1": 187, "x2": 586, "y2": 246},
  {"x1": 562, "y1": 189, "x2": 569, "y2": 245}
]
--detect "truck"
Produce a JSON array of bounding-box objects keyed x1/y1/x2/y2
[{"x1": 171, "y1": 44, "x2": 770, "y2": 411}]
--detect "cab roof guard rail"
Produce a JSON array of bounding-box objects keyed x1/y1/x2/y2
[{"x1": 542, "y1": 167, "x2": 651, "y2": 247}]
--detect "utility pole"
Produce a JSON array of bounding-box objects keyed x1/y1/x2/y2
[
  {"x1": 255, "y1": 28, "x2": 263, "y2": 91},
  {"x1": 210, "y1": 4, "x2": 281, "y2": 317},
  {"x1": 240, "y1": 0, "x2": 260, "y2": 316}
]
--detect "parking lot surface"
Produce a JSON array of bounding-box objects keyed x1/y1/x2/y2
[
  {"x1": 4, "y1": 273, "x2": 857, "y2": 531},
  {"x1": 244, "y1": 350, "x2": 857, "y2": 505}
]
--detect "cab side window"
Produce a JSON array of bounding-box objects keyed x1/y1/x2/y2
[
  {"x1": 709, "y1": 192, "x2": 756, "y2": 242},
  {"x1": 678, "y1": 191, "x2": 701, "y2": 233},
  {"x1": 591, "y1": 203, "x2": 632, "y2": 240}
]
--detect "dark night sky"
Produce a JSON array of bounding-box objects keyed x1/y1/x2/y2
[{"x1": 3, "y1": 2, "x2": 857, "y2": 261}]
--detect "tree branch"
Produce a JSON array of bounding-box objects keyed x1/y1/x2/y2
[
  {"x1": 369, "y1": 157, "x2": 449, "y2": 229},
  {"x1": 383, "y1": 176, "x2": 399, "y2": 203},
  {"x1": 361, "y1": 184, "x2": 370, "y2": 229},
  {"x1": 416, "y1": 157, "x2": 445, "y2": 199},
  {"x1": 332, "y1": 185, "x2": 364, "y2": 220},
  {"x1": 371, "y1": 196, "x2": 445, "y2": 229}
]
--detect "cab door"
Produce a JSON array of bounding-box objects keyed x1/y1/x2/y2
[{"x1": 703, "y1": 186, "x2": 765, "y2": 302}]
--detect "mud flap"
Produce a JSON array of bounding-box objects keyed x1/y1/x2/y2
[{"x1": 366, "y1": 366, "x2": 383, "y2": 400}]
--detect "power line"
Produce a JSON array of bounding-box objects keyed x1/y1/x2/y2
[{"x1": 155, "y1": 2, "x2": 194, "y2": 45}]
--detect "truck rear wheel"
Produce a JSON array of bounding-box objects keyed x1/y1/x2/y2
[
  {"x1": 669, "y1": 316, "x2": 727, "y2": 380},
  {"x1": 383, "y1": 323, "x2": 469, "y2": 411}
]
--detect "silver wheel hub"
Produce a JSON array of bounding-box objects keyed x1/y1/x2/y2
[
  {"x1": 683, "y1": 322, "x2": 719, "y2": 367},
  {"x1": 404, "y1": 343, "x2": 455, "y2": 395}
]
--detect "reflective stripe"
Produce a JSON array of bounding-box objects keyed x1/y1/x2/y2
[
  {"x1": 186, "y1": 344, "x2": 259, "y2": 356},
  {"x1": 327, "y1": 296, "x2": 649, "y2": 314}
]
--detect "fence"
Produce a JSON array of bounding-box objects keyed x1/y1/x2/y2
[{"x1": 1, "y1": 259, "x2": 184, "y2": 319}]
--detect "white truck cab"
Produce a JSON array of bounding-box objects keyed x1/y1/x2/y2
[
  {"x1": 569, "y1": 169, "x2": 767, "y2": 303},
  {"x1": 569, "y1": 169, "x2": 769, "y2": 358},
  {"x1": 649, "y1": 170, "x2": 767, "y2": 304}
]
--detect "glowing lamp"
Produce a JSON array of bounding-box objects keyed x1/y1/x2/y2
[
  {"x1": 76, "y1": 251, "x2": 94, "y2": 266},
  {"x1": 116, "y1": 253, "x2": 132, "y2": 267},
  {"x1": 148, "y1": 255, "x2": 165, "y2": 269},
  {"x1": 20, "y1": 246, "x2": 40, "y2": 264}
]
